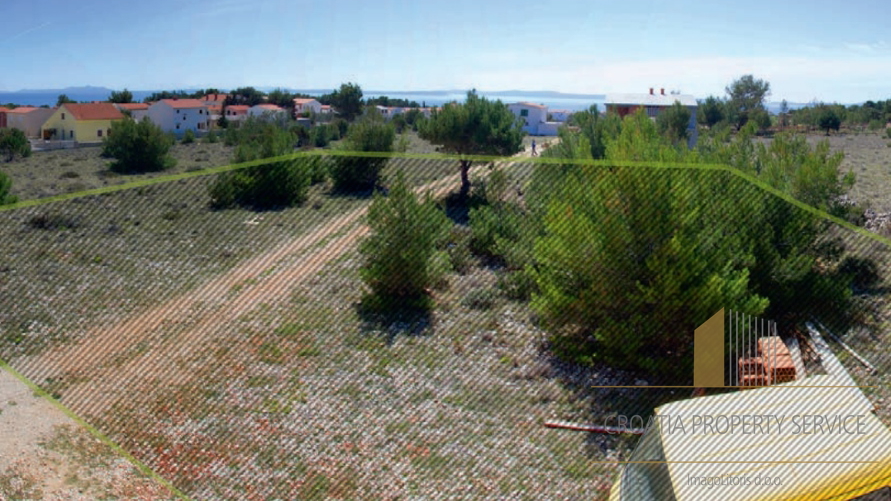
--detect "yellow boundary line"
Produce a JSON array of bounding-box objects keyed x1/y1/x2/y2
[
  {"x1": 0, "y1": 359, "x2": 191, "y2": 501},
  {"x1": 2, "y1": 150, "x2": 888, "y2": 249},
  {"x1": 0, "y1": 149, "x2": 889, "y2": 493}
]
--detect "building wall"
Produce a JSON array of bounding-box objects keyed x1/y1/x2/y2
[
  {"x1": 507, "y1": 103, "x2": 548, "y2": 134},
  {"x1": 248, "y1": 106, "x2": 286, "y2": 118},
  {"x1": 74, "y1": 119, "x2": 118, "y2": 142},
  {"x1": 129, "y1": 109, "x2": 149, "y2": 122},
  {"x1": 40, "y1": 107, "x2": 120, "y2": 141},
  {"x1": 147, "y1": 102, "x2": 210, "y2": 134},
  {"x1": 294, "y1": 100, "x2": 322, "y2": 116},
  {"x1": 6, "y1": 108, "x2": 54, "y2": 137}
]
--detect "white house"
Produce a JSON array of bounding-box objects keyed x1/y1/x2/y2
[
  {"x1": 147, "y1": 99, "x2": 211, "y2": 135},
  {"x1": 604, "y1": 88, "x2": 699, "y2": 148},
  {"x1": 548, "y1": 109, "x2": 573, "y2": 122},
  {"x1": 248, "y1": 104, "x2": 287, "y2": 118},
  {"x1": 224, "y1": 105, "x2": 250, "y2": 123},
  {"x1": 293, "y1": 98, "x2": 322, "y2": 116},
  {"x1": 507, "y1": 102, "x2": 560, "y2": 136},
  {"x1": 113, "y1": 103, "x2": 149, "y2": 123}
]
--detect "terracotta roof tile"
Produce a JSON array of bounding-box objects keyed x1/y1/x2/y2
[
  {"x1": 114, "y1": 103, "x2": 149, "y2": 110},
  {"x1": 203, "y1": 93, "x2": 229, "y2": 102},
  {"x1": 293, "y1": 98, "x2": 318, "y2": 104},
  {"x1": 159, "y1": 98, "x2": 207, "y2": 109},
  {"x1": 62, "y1": 103, "x2": 125, "y2": 121},
  {"x1": 4, "y1": 106, "x2": 39, "y2": 114},
  {"x1": 253, "y1": 104, "x2": 282, "y2": 110}
]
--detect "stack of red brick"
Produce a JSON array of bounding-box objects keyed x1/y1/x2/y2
[
  {"x1": 738, "y1": 337, "x2": 796, "y2": 389},
  {"x1": 758, "y1": 337, "x2": 796, "y2": 384}
]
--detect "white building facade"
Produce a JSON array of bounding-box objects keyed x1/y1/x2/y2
[{"x1": 147, "y1": 99, "x2": 211, "y2": 135}]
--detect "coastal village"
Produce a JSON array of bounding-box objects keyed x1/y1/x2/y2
[{"x1": 0, "y1": 87, "x2": 699, "y2": 149}]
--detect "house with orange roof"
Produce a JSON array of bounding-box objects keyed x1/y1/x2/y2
[
  {"x1": 224, "y1": 104, "x2": 250, "y2": 123},
  {"x1": 248, "y1": 103, "x2": 287, "y2": 119},
  {"x1": 2, "y1": 106, "x2": 55, "y2": 137},
  {"x1": 147, "y1": 98, "x2": 211, "y2": 135},
  {"x1": 41, "y1": 103, "x2": 124, "y2": 142},
  {"x1": 113, "y1": 103, "x2": 149, "y2": 122},
  {"x1": 293, "y1": 98, "x2": 322, "y2": 116}
]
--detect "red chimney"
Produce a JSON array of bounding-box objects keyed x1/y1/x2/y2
[
  {"x1": 660, "y1": 88, "x2": 665, "y2": 95},
  {"x1": 649, "y1": 87, "x2": 654, "y2": 95}
]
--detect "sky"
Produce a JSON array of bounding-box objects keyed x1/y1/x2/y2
[{"x1": 2, "y1": 0, "x2": 890, "y2": 103}]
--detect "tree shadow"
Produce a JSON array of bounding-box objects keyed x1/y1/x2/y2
[
  {"x1": 442, "y1": 189, "x2": 487, "y2": 225},
  {"x1": 354, "y1": 299, "x2": 435, "y2": 346}
]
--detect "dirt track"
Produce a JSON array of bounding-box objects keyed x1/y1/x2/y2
[{"x1": 16, "y1": 149, "x2": 540, "y2": 420}]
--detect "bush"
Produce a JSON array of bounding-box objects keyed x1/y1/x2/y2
[
  {"x1": 0, "y1": 128, "x2": 31, "y2": 162},
  {"x1": 392, "y1": 114, "x2": 407, "y2": 133},
  {"x1": 182, "y1": 129, "x2": 196, "y2": 144},
  {"x1": 445, "y1": 226, "x2": 473, "y2": 274},
  {"x1": 886, "y1": 127, "x2": 891, "y2": 139},
  {"x1": 0, "y1": 170, "x2": 17, "y2": 205},
  {"x1": 329, "y1": 117, "x2": 395, "y2": 192},
  {"x1": 461, "y1": 288, "x2": 498, "y2": 310},
  {"x1": 497, "y1": 268, "x2": 536, "y2": 301},
  {"x1": 310, "y1": 125, "x2": 333, "y2": 147},
  {"x1": 868, "y1": 119, "x2": 883, "y2": 131},
  {"x1": 28, "y1": 212, "x2": 80, "y2": 230},
  {"x1": 359, "y1": 171, "x2": 451, "y2": 312},
  {"x1": 209, "y1": 158, "x2": 311, "y2": 209},
  {"x1": 102, "y1": 118, "x2": 176, "y2": 173},
  {"x1": 203, "y1": 129, "x2": 219, "y2": 143}
]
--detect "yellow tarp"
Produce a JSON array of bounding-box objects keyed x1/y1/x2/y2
[{"x1": 655, "y1": 376, "x2": 891, "y2": 500}]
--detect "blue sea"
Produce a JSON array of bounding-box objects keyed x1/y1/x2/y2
[
  {"x1": 0, "y1": 88, "x2": 810, "y2": 115},
  {"x1": 0, "y1": 89, "x2": 605, "y2": 111}
]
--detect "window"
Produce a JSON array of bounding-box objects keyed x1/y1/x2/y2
[
  {"x1": 176, "y1": 124, "x2": 180, "y2": 130},
  {"x1": 61, "y1": 113, "x2": 66, "y2": 120},
  {"x1": 183, "y1": 115, "x2": 187, "y2": 121},
  {"x1": 97, "y1": 129, "x2": 103, "y2": 137},
  {"x1": 69, "y1": 130, "x2": 74, "y2": 139},
  {"x1": 520, "y1": 109, "x2": 529, "y2": 117},
  {"x1": 176, "y1": 109, "x2": 180, "y2": 113},
  {"x1": 199, "y1": 109, "x2": 203, "y2": 114}
]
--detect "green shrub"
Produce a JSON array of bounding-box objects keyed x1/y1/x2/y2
[
  {"x1": 496, "y1": 269, "x2": 536, "y2": 301},
  {"x1": 461, "y1": 288, "x2": 498, "y2": 310},
  {"x1": 329, "y1": 118, "x2": 395, "y2": 192},
  {"x1": 310, "y1": 125, "x2": 332, "y2": 147},
  {"x1": 209, "y1": 158, "x2": 311, "y2": 209},
  {"x1": 102, "y1": 118, "x2": 176, "y2": 173},
  {"x1": 359, "y1": 171, "x2": 451, "y2": 312},
  {"x1": 868, "y1": 119, "x2": 883, "y2": 131},
  {"x1": 202, "y1": 129, "x2": 218, "y2": 144},
  {"x1": 886, "y1": 127, "x2": 891, "y2": 139},
  {"x1": 182, "y1": 129, "x2": 196, "y2": 144},
  {"x1": 445, "y1": 226, "x2": 473, "y2": 274},
  {"x1": 0, "y1": 128, "x2": 31, "y2": 162},
  {"x1": 0, "y1": 170, "x2": 16, "y2": 205}
]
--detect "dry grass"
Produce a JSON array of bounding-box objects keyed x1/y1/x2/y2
[
  {"x1": 0, "y1": 139, "x2": 889, "y2": 498},
  {"x1": 2, "y1": 142, "x2": 236, "y2": 202}
]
